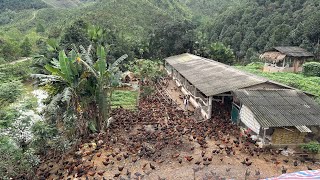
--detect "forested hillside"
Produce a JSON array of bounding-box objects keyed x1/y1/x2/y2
[
  {"x1": 41, "y1": 0, "x2": 95, "y2": 8},
  {"x1": 1, "y1": 0, "x2": 320, "y2": 179},
  {"x1": 178, "y1": 0, "x2": 242, "y2": 20},
  {"x1": 203, "y1": 0, "x2": 320, "y2": 62},
  {"x1": 0, "y1": 0, "x2": 191, "y2": 63},
  {"x1": 1, "y1": 0, "x2": 319, "y2": 64},
  {"x1": 0, "y1": 0, "x2": 48, "y2": 12}
]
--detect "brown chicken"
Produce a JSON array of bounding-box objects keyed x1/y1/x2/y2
[
  {"x1": 97, "y1": 170, "x2": 105, "y2": 176},
  {"x1": 132, "y1": 158, "x2": 138, "y2": 163},
  {"x1": 96, "y1": 152, "x2": 102, "y2": 157},
  {"x1": 123, "y1": 153, "x2": 129, "y2": 159},
  {"x1": 102, "y1": 161, "x2": 109, "y2": 166},
  {"x1": 185, "y1": 156, "x2": 193, "y2": 162},
  {"x1": 118, "y1": 166, "x2": 124, "y2": 171}
]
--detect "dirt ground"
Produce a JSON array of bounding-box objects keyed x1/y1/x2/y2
[{"x1": 36, "y1": 80, "x2": 320, "y2": 180}]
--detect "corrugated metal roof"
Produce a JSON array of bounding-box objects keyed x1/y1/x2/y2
[
  {"x1": 235, "y1": 89, "x2": 320, "y2": 128},
  {"x1": 295, "y1": 126, "x2": 312, "y2": 133},
  {"x1": 165, "y1": 53, "x2": 268, "y2": 96},
  {"x1": 272, "y1": 46, "x2": 314, "y2": 57}
]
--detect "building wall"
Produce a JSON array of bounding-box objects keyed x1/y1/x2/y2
[
  {"x1": 263, "y1": 66, "x2": 302, "y2": 73},
  {"x1": 272, "y1": 127, "x2": 307, "y2": 145},
  {"x1": 239, "y1": 105, "x2": 261, "y2": 134},
  {"x1": 166, "y1": 65, "x2": 210, "y2": 119}
]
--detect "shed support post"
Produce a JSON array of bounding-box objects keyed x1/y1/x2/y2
[
  {"x1": 207, "y1": 96, "x2": 213, "y2": 119},
  {"x1": 263, "y1": 128, "x2": 267, "y2": 145}
]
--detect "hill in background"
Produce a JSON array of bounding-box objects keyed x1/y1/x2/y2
[
  {"x1": 41, "y1": 0, "x2": 96, "y2": 8},
  {"x1": 0, "y1": 0, "x2": 48, "y2": 12},
  {"x1": 0, "y1": 0, "x2": 320, "y2": 62}
]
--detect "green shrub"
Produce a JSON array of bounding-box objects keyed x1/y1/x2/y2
[
  {"x1": 31, "y1": 121, "x2": 57, "y2": 155},
  {"x1": 303, "y1": 62, "x2": 320, "y2": 77},
  {"x1": 0, "y1": 58, "x2": 5, "y2": 65},
  {"x1": 0, "y1": 108, "x2": 20, "y2": 128},
  {"x1": 301, "y1": 141, "x2": 320, "y2": 153},
  {"x1": 0, "y1": 136, "x2": 39, "y2": 179},
  {"x1": 0, "y1": 60, "x2": 32, "y2": 82},
  {"x1": 141, "y1": 86, "x2": 154, "y2": 98},
  {"x1": 245, "y1": 62, "x2": 264, "y2": 70},
  {"x1": 0, "y1": 81, "x2": 22, "y2": 107}
]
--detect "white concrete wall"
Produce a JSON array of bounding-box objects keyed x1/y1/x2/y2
[
  {"x1": 263, "y1": 65, "x2": 302, "y2": 73},
  {"x1": 239, "y1": 105, "x2": 261, "y2": 134}
]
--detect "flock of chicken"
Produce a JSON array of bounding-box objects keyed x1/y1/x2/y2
[{"x1": 37, "y1": 82, "x2": 318, "y2": 180}]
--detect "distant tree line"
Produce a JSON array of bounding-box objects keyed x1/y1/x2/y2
[
  {"x1": 0, "y1": 0, "x2": 48, "y2": 12},
  {"x1": 1, "y1": 0, "x2": 320, "y2": 65},
  {"x1": 203, "y1": 0, "x2": 320, "y2": 62}
]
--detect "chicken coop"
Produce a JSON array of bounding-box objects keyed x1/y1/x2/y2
[
  {"x1": 165, "y1": 53, "x2": 294, "y2": 120},
  {"x1": 260, "y1": 46, "x2": 314, "y2": 73},
  {"x1": 234, "y1": 89, "x2": 320, "y2": 146},
  {"x1": 164, "y1": 53, "x2": 320, "y2": 146}
]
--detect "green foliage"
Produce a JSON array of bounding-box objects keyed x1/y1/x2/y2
[
  {"x1": 60, "y1": 20, "x2": 90, "y2": 50},
  {"x1": 0, "y1": 0, "x2": 47, "y2": 12},
  {"x1": 42, "y1": 0, "x2": 91, "y2": 8},
  {"x1": 203, "y1": 0, "x2": 320, "y2": 61},
  {"x1": 0, "y1": 107, "x2": 20, "y2": 128},
  {"x1": 88, "y1": 25, "x2": 105, "y2": 44},
  {"x1": 33, "y1": 44, "x2": 127, "y2": 137},
  {"x1": 0, "y1": 60, "x2": 32, "y2": 81},
  {"x1": 0, "y1": 40, "x2": 20, "y2": 62},
  {"x1": 127, "y1": 59, "x2": 163, "y2": 82},
  {"x1": 0, "y1": 136, "x2": 39, "y2": 179},
  {"x1": 238, "y1": 64, "x2": 320, "y2": 99},
  {"x1": 141, "y1": 86, "x2": 155, "y2": 98},
  {"x1": 207, "y1": 42, "x2": 235, "y2": 65},
  {"x1": 303, "y1": 62, "x2": 320, "y2": 77},
  {"x1": 36, "y1": 23, "x2": 45, "y2": 33},
  {"x1": 179, "y1": 0, "x2": 240, "y2": 20},
  {"x1": 1, "y1": 0, "x2": 319, "y2": 63},
  {"x1": 301, "y1": 141, "x2": 320, "y2": 153},
  {"x1": 31, "y1": 121, "x2": 57, "y2": 155},
  {"x1": 0, "y1": 81, "x2": 22, "y2": 107},
  {"x1": 149, "y1": 20, "x2": 197, "y2": 58},
  {"x1": 21, "y1": 96, "x2": 38, "y2": 110},
  {"x1": 20, "y1": 37, "x2": 32, "y2": 57}
]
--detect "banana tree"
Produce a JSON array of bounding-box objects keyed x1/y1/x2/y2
[
  {"x1": 80, "y1": 45, "x2": 128, "y2": 130},
  {"x1": 33, "y1": 45, "x2": 127, "y2": 137},
  {"x1": 33, "y1": 49, "x2": 88, "y2": 137}
]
